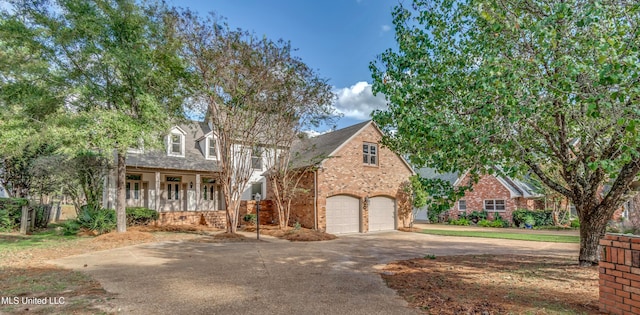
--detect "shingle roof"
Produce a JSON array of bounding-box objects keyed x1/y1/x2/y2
[
  {"x1": 289, "y1": 120, "x2": 371, "y2": 169},
  {"x1": 415, "y1": 168, "x2": 459, "y2": 185},
  {"x1": 125, "y1": 121, "x2": 220, "y2": 173}
]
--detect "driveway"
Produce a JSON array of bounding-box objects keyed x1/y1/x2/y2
[{"x1": 52, "y1": 231, "x2": 579, "y2": 314}]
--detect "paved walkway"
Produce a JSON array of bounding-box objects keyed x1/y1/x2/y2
[{"x1": 52, "y1": 231, "x2": 579, "y2": 315}]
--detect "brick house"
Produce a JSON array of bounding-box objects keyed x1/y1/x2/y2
[
  {"x1": 414, "y1": 168, "x2": 544, "y2": 223},
  {"x1": 273, "y1": 120, "x2": 415, "y2": 233}
]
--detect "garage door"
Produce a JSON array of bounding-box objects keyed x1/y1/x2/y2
[
  {"x1": 369, "y1": 196, "x2": 396, "y2": 231},
  {"x1": 326, "y1": 195, "x2": 360, "y2": 234}
]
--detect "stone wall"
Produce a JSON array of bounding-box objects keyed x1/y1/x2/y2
[
  {"x1": 599, "y1": 233, "x2": 640, "y2": 314},
  {"x1": 156, "y1": 211, "x2": 226, "y2": 228}
]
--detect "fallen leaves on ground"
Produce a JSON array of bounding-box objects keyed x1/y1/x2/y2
[
  {"x1": 243, "y1": 225, "x2": 337, "y2": 241},
  {"x1": 382, "y1": 255, "x2": 599, "y2": 314}
]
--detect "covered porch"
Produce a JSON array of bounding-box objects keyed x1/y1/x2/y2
[{"x1": 103, "y1": 168, "x2": 226, "y2": 213}]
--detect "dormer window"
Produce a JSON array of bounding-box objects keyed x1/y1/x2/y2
[
  {"x1": 206, "y1": 136, "x2": 217, "y2": 160},
  {"x1": 167, "y1": 127, "x2": 185, "y2": 157}
]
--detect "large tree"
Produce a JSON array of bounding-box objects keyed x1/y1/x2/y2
[
  {"x1": 371, "y1": 0, "x2": 640, "y2": 266},
  {"x1": 176, "y1": 10, "x2": 335, "y2": 233},
  {"x1": 3, "y1": 0, "x2": 188, "y2": 232}
]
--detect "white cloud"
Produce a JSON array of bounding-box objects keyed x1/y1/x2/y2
[
  {"x1": 302, "y1": 129, "x2": 333, "y2": 138},
  {"x1": 381, "y1": 25, "x2": 391, "y2": 32},
  {"x1": 333, "y1": 82, "x2": 387, "y2": 120}
]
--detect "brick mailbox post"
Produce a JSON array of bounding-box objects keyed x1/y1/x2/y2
[{"x1": 599, "y1": 234, "x2": 640, "y2": 314}]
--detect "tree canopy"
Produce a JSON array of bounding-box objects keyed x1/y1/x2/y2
[{"x1": 371, "y1": 0, "x2": 640, "y2": 265}]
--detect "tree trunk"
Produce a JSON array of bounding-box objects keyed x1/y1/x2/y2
[
  {"x1": 116, "y1": 152, "x2": 127, "y2": 233},
  {"x1": 578, "y1": 215, "x2": 607, "y2": 266}
]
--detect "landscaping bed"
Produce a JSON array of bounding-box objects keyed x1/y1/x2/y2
[
  {"x1": 382, "y1": 255, "x2": 599, "y2": 314},
  {"x1": 242, "y1": 225, "x2": 337, "y2": 241}
]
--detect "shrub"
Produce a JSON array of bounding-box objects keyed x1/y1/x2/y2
[
  {"x1": 76, "y1": 205, "x2": 116, "y2": 235},
  {"x1": 512, "y1": 209, "x2": 569, "y2": 227},
  {"x1": 468, "y1": 210, "x2": 488, "y2": 223},
  {"x1": 0, "y1": 198, "x2": 28, "y2": 231},
  {"x1": 477, "y1": 219, "x2": 492, "y2": 227},
  {"x1": 243, "y1": 213, "x2": 257, "y2": 225},
  {"x1": 570, "y1": 218, "x2": 580, "y2": 228},
  {"x1": 449, "y1": 218, "x2": 470, "y2": 226},
  {"x1": 62, "y1": 220, "x2": 81, "y2": 236},
  {"x1": 126, "y1": 207, "x2": 158, "y2": 226},
  {"x1": 492, "y1": 214, "x2": 510, "y2": 228}
]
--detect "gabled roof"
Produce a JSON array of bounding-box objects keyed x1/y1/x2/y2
[
  {"x1": 417, "y1": 167, "x2": 543, "y2": 199},
  {"x1": 289, "y1": 120, "x2": 414, "y2": 174},
  {"x1": 126, "y1": 121, "x2": 220, "y2": 173},
  {"x1": 289, "y1": 121, "x2": 371, "y2": 169}
]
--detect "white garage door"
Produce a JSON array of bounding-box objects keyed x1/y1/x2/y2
[
  {"x1": 326, "y1": 195, "x2": 360, "y2": 234},
  {"x1": 369, "y1": 196, "x2": 396, "y2": 231}
]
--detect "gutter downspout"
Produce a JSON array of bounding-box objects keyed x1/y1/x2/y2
[{"x1": 314, "y1": 168, "x2": 318, "y2": 230}]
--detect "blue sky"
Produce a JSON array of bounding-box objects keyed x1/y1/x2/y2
[{"x1": 171, "y1": 0, "x2": 399, "y2": 131}]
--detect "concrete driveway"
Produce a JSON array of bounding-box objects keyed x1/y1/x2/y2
[{"x1": 52, "y1": 231, "x2": 579, "y2": 315}]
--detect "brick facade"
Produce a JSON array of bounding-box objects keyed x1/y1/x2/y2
[
  {"x1": 156, "y1": 211, "x2": 226, "y2": 228},
  {"x1": 284, "y1": 123, "x2": 413, "y2": 232},
  {"x1": 599, "y1": 234, "x2": 640, "y2": 314},
  {"x1": 449, "y1": 174, "x2": 543, "y2": 223}
]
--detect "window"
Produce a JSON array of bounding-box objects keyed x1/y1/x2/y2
[
  {"x1": 206, "y1": 137, "x2": 217, "y2": 160},
  {"x1": 363, "y1": 143, "x2": 378, "y2": 166},
  {"x1": 167, "y1": 131, "x2": 185, "y2": 157},
  {"x1": 126, "y1": 174, "x2": 141, "y2": 200},
  {"x1": 166, "y1": 176, "x2": 181, "y2": 200},
  {"x1": 252, "y1": 147, "x2": 263, "y2": 169},
  {"x1": 458, "y1": 200, "x2": 466, "y2": 212},
  {"x1": 484, "y1": 199, "x2": 505, "y2": 212},
  {"x1": 202, "y1": 178, "x2": 216, "y2": 201},
  {"x1": 251, "y1": 182, "x2": 262, "y2": 199}
]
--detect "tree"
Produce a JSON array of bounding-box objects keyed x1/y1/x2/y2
[
  {"x1": 176, "y1": 11, "x2": 334, "y2": 232},
  {"x1": 4, "y1": 0, "x2": 189, "y2": 232},
  {"x1": 371, "y1": 0, "x2": 640, "y2": 266}
]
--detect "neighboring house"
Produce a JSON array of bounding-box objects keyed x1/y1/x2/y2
[
  {"x1": 274, "y1": 120, "x2": 415, "y2": 233},
  {"x1": 103, "y1": 121, "x2": 268, "y2": 227},
  {"x1": 414, "y1": 168, "x2": 544, "y2": 223}
]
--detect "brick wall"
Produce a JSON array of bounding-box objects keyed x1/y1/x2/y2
[
  {"x1": 599, "y1": 234, "x2": 640, "y2": 314},
  {"x1": 156, "y1": 211, "x2": 226, "y2": 228},
  {"x1": 239, "y1": 200, "x2": 275, "y2": 225}
]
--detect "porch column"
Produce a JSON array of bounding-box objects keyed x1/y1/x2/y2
[
  {"x1": 155, "y1": 172, "x2": 160, "y2": 212},
  {"x1": 195, "y1": 174, "x2": 201, "y2": 211}
]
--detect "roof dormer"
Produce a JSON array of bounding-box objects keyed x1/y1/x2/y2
[{"x1": 167, "y1": 126, "x2": 186, "y2": 157}]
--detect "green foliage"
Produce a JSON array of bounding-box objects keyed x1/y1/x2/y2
[
  {"x1": 371, "y1": 0, "x2": 640, "y2": 264},
  {"x1": 0, "y1": 198, "x2": 28, "y2": 231},
  {"x1": 468, "y1": 210, "x2": 488, "y2": 224},
  {"x1": 477, "y1": 219, "x2": 492, "y2": 227},
  {"x1": 449, "y1": 218, "x2": 470, "y2": 226},
  {"x1": 512, "y1": 209, "x2": 569, "y2": 227},
  {"x1": 76, "y1": 206, "x2": 116, "y2": 235},
  {"x1": 409, "y1": 175, "x2": 428, "y2": 209},
  {"x1": 62, "y1": 220, "x2": 81, "y2": 236},
  {"x1": 293, "y1": 221, "x2": 302, "y2": 231},
  {"x1": 424, "y1": 254, "x2": 436, "y2": 259},
  {"x1": 570, "y1": 218, "x2": 580, "y2": 229},
  {"x1": 479, "y1": 215, "x2": 510, "y2": 228},
  {"x1": 524, "y1": 215, "x2": 536, "y2": 227},
  {"x1": 243, "y1": 213, "x2": 257, "y2": 225},
  {"x1": 126, "y1": 207, "x2": 158, "y2": 226}
]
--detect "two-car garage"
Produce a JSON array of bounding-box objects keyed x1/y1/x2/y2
[{"x1": 325, "y1": 195, "x2": 396, "y2": 234}]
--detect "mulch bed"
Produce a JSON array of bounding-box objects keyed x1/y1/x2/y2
[{"x1": 382, "y1": 254, "x2": 599, "y2": 314}]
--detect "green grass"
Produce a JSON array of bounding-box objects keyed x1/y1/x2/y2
[
  {"x1": 0, "y1": 224, "x2": 79, "y2": 251},
  {"x1": 420, "y1": 229, "x2": 580, "y2": 243}
]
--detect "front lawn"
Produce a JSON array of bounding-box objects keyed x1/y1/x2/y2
[{"x1": 420, "y1": 229, "x2": 580, "y2": 243}]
